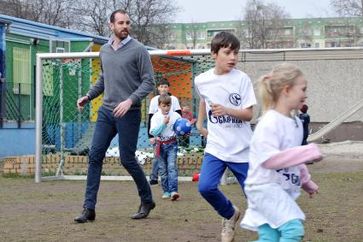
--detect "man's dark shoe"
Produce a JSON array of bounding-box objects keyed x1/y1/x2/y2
[
  {"x1": 131, "y1": 201, "x2": 155, "y2": 219},
  {"x1": 149, "y1": 179, "x2": 158, "y2": 185},
  {"x1": 74, "y1": 208, "x2": 96, "y2": 223}
]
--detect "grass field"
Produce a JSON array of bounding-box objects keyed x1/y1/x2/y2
[{"x1": 1, "y1": 156, "x2": 362, "y2": 242}]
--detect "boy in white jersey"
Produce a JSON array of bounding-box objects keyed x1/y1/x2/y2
[
  {"x1": 148, "y1": 78, "x2": 181, "y2": 185},
  {"x1": 195, "y1": 31, "x2": 256, "y2": 242},
  {"x1": 150, "y1": 94, "x2": 181, "y2": 201}
]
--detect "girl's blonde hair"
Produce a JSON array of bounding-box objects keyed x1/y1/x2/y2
[{"x1": 258, "y1": 63, "x2": 303, "y2": 113}]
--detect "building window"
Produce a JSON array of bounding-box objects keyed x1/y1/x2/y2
[
  {"x1": 197, "y1": 32, "x2": 206, "y2": 40},
  {"x1": 13, "y1": 47, "x2": 31, "y2": 95},
  {"x1": 314, "y1": 28, "x2": 321, "y2": 36},
  {"x1": 315, "y1": 42, "x2": 320, "y2": 48},
  {"x1": 300, "y1": 43, "x2": 311, "y2": 48},
  {"x1": 207, "y1": 29, "x2": 235, "y2": 38},
  {"x1": 169, "y1": 32, "x2": 176, "y2": 41},
  {"x1": 284, "y1": 28, "x2": 292, "y2": 36}
]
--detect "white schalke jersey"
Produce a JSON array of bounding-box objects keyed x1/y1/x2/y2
[{"x1": 194, "y1": 68, "x2": 256, "y2": 163}]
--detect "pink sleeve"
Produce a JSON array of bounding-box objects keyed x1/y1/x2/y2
[
  {"x1": 262, "y1": 143, "x2": 322, "y2": 170},
  {"x1": 299, "y1": 164, "x2": 319, "y2": 194},
  {"x1": 299, "y1": 164, "x2": 311, "y2": 184}
]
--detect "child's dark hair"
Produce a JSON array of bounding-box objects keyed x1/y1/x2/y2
[
  {"x1": 158, "y1": 94, "x2": 171, "y2": 105},
  {"x1": 300, "y1": 104, "x2": 308, "y2": 113},
  {"x1": 157, "y1": 77, "x2": 170, "y2": 87},
  {"x1": 211, "y1": 31, "x2": 240, "y2": 54}
]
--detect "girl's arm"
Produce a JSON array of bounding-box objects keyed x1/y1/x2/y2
[
  {"x1": 300, "y1": 164, "x2": 319, "y2": 198},
  {"x1": 262, "y1": 143, "x2": 322, "y2": 170}
]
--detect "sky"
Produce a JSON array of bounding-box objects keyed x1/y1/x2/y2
[{"x1": 174, "y1": 0, "x2": 337, "y2": 23}]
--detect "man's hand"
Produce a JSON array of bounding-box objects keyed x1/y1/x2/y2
[
  {"x1": 77, "y1": 96, "x2": 89, "y2": 111},
  {"x1": 113, "y1": 99, "x2": 132, "y2": 118}
]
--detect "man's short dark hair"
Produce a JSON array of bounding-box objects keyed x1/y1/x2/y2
[
  {"x1": 110, "y1": 9, "x2": 128, "y2": 23},
  {"x1": 211, "y1": 31, "x2": 240, "y2": 54}
]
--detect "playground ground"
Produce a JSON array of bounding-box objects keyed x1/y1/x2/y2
[{"x1": 0, "y1": 141, "x2": 363, "y2": 242}]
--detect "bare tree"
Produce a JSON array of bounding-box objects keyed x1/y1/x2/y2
[
  {"x1": 1, "y1": 0, "x2": 180, "y2": 47},
  {"x1": 186, "y1": 21, "x2": 199, "y2": 49},
  {"x1": 74, "y1": 0, "x2": 113, "y2": 36},
  {"x1": 296, "y1": 21, "x2": 314, "y2": 48},
  {"x1": 0, "y1": 0, "x2": 24, "y2": 17},
  {"x1": 239, "y1": 0, "x2": 290, "y2": 49},
  {"x1": 0, "y1": 0, "x2": 77, "y2": 28},
  {"x1": 114, "y1": 0, "x2": 180, "y2": 48},
  {"x1": 330, "y1": 0, "x2": 363, "y2": 16}
]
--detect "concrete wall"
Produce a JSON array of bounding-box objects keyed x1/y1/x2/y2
[
  {"x1": 237, "y1": 49, "x2": 363, "y2": 143},
  {"x1": 241, "y1": 59, "x2": 363, "y2": 123}
]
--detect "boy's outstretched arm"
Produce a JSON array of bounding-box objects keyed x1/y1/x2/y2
[
  {"x1": 210, "y1": 104, "x2": 254, "y2": 121},
  {"x1": 196, "y1": 99, "x2": 208, "y2": 137}
]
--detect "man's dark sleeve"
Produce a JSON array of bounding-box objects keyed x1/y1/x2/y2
[{"x1": 148, "y1": 113, "x2": 154, "y2": 138}]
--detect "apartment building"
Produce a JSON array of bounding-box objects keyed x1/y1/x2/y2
[{"x1": 163, "y1": 17, "x2": 363, "y2": 49}]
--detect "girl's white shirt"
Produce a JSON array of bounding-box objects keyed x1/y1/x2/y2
[{"x1": 241, "y1": 109, "x2": 305, "y2": 231}]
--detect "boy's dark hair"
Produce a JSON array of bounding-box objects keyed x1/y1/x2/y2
[
  {"x1": 158, "y1": 94, "x2": 171, "y2": 105},
  {"x1": 211, "y1": 31, "x2": 240, "y2": 54},
  {"x1": 110, "y1": 9, "x2": 128, "y2": 23},
  {"x1": 157, "y1": 77, "x2": 170, "y2": 87}
]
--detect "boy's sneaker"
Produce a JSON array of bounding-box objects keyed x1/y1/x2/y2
[
  {"x1": 149, "y1": 179, "x2": 158, "y2": 185},
  {"x1": 221, "y1": 205, "x2": 241, "y2": 242},
  {"x1": 170, "y1": 192, "x2": 180, "y2": 201},
  {"x1": 162, "y1": 192, "x2": 171, "y2": 199}
]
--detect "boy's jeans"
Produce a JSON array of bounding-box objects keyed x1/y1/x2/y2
[
  {"x1": 84, "y1": 106, "x2": 153, "y2": 209},
  {"x1": 198, "y1": 153, "x2": 248, "y2": 219},
  {"x1": 150, "y1": 158, "x2": 159, "y2": 181},
  {"x1": 157, "y1": 142, "x2": 178, "y2": 193}
]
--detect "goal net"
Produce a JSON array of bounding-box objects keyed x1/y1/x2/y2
[
  {"x1": 35, "y1": 48, "x2": 363, "y2": 183},
  {"x1": 35, "y1": 50, "x2": 214, "y2": 182}
]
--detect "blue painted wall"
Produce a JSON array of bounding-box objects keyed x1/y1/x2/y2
[
  {"x1": 0, "y1": 122, "x2": 35, "y2": 157},
  {"x1": 0, "y1": 123, "x2": 202, "y2": 158}
]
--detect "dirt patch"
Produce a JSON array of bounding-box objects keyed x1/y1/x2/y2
[{"x1": 1, "y1": 141, "x2": 362, "y2": 241}]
